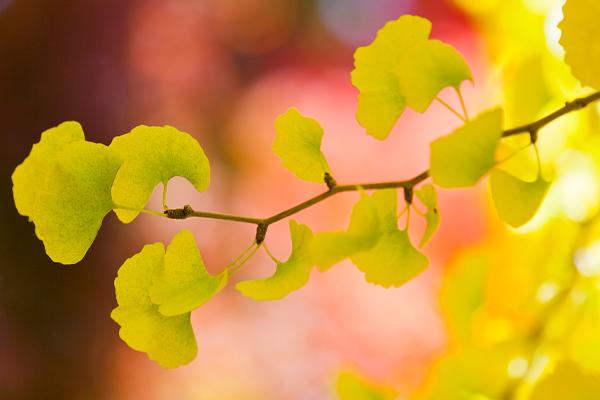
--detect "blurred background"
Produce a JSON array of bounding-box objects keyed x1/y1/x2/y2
[{"x1": 1, "y1": 0, "x2": 596, "y2": 399}]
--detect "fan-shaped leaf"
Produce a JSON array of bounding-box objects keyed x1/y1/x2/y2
[
  {"x1": 149, "y1": 230, "x2": 227, "y2": 316},
  {"x1": 351, "y1": 15, "x2": 472, "y2": 139},
  {"x1": 430, "y1": 108, "x2": 503, "y2": 188},
  {"x1": 109, "y1": 125, "x2": 210, "y2": 223},
  {"x1": 12, "y1": 121, "x2": 85, "y2": 219},
  {"x1": 559, "y1": 0, "x2": 600, "y2": 90},
  {"x1": 490, "y1": 169, "x2": 549, "y2": 227},
  {"x1": 236, "y1": 221, "x2": 313, "y2": 300},
  {"x1": 32, "y1": 141, "x2": 122, "y2": 264},
  {"x1": 111, "y1": 243, "x2": 197, "y2": 369},
  {"x1": 311, "y1": 192, "x2": 381, "y2": 270},
  {"x1": 273, "y1": 108, "x2": 331, "y2": 183},
  {"x1": 351, "y1": 230, "x2": 428, "y2": 288}
]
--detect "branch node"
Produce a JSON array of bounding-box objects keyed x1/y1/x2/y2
[
  {"x1": 164, "y1": 204, "x2": 194, "y2": 219},
  {"x1": 403, "y1": 187, "x2": 414, "y2": 205},
  {"x1": 255, "y1": 222, "x2": 268, "y2": 244},
  {"x1": 324, "y1": 172, "x2": 337, "y2": 190},
  {"x1": 528, "y1": 128, "x2": 538, "y2": 145}
]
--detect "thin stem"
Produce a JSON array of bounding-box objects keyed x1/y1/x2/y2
[
  {"x1": 435, "y1": 96, "x2": 467, "y2": 122},
  {"x1": 159, "y1": 91, "x2": 600, "y2": 242},
  {"x1": 189, "y1": 210, "x2": 263, "y2": 225},
  {"x1": 113, "y1": 204, "x2": 166, "y2": 218},
  {"x1": 404, "y1": 204, "x2": 412, "y2": 230},
  {"x1": 162, "y1": 183, "x2": 168, "y2": 210},
  {"x1": 503, "y1": 91, "x2": 600, "y2": 137},
  {"x1": 223, "y1": 240, "x2": 257, "y2": 272},
  {"x1": 228, "y1": 244, "x2": 261, "y2": 275},
  {"x1": 262, "y1": 242, "x2": 281, "y2": 264},
  {"x1": 456, "y1": 88, "x2": 469, "y2": 120}
]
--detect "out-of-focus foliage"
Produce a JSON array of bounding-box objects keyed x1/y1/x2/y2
[
  {"x1": 559, "y1": 0, "x2": 600, "y2": 91},
  {"x1": 336, "y1": 371, "x2": 397, "y2": 400}
]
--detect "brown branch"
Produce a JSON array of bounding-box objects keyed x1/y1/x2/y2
[{"x1": 165, "y1": 91, "x2": 600, "y2": 242}]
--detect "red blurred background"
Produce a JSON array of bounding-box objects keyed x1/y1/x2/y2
[{"x1": 0, "y1": 0, "x2": 506, "y2": 398}]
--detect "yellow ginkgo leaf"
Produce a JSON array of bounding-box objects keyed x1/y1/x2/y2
[
  {"x1": 430, "y1": 108, "x2": 503, "y2": 188},
  {"x1": 559, "y1": 0, "x2": 600, "y2": 90},
  {"x1": 273, "y1": 108, "x2": 331, "y2": 183},
  {"x1": 490, "y1": 169, "x2": 550, "y2": 228},
  {"x1": 352, "y1": 15, "x2": 472, "y2": 139},
  {"x1": 12, "y1": 121, "x2": 85, "y2": 219}
]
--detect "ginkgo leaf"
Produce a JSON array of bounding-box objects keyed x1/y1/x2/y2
[
  {"x1": 311, "y1": 192, "x2": 381, "y2": 270},
  {"x1": 530, "y1": 361, "x2": 600, "y2": 400},
  {"x1": 273, "y1": 108, "x2": 331, "y2": 183},
  {"x1": 351, "y1": 15, "x2": 472, "y2": 139},
  {"x1": 490, "y1": 169, "x2": 550, "y2": 227},
  {"x1": 395, "y1": 40, "x2": 472, "y2": 113},
  {"x1": 12, "y1": 121, "x2": 85, "y2": 219},
  {"x1": 149, "y1": 230, "x2": 227, "y2": 316},
  {"x1": 416, "y1": 184, "x2": 440, "y2": 246},
  {"x1": 236, "y1": 220, "x2": 313, "y2": 300},
  {"x1": 430, "y1": 108, "x2": 503, "y2": 188},
  {"x1": 336, "y1": 370, "x2": 397, "y2": 400},
  {"x1": 32, "y1": 141, "x2": 123, "y2": 264},
  {"x1": 559, "y1": 0, "x2": 600, "y2": 90},
  {"x1": 109, "y1": 125, "x2": 210, "y2": 223},
  {"x1": 350, "y1": 189, "x2": 428, "y2": 287},
  {"x1": 416, "y1": 184, "x2": 437, "y2": 209},
  {"x1": 351, "y1": 230, "x2": 428, "y2": 288},
  {"x1": 111, "y1": 243, "x2": 197, "y2": 369}
]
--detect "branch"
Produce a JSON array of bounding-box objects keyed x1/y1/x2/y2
[{"x1": 164, "y1": 91, "x2": 600, "y2": 242}]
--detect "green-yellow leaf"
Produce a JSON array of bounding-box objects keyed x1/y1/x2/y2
[
  {"x1": 111, "y1": 243, "x2": 197, "y2": 369},
  {"x1": 430, "y1": 108, "x2": 503, "y2": 188},
  {"x1": 149, "y1": 230, "x2": 227, "y2": 316},
  {"x1": 351, "y1": 15, "x2": 472, "y2": 139},
  {"x1": 236, "y1": 220, "x2": 313, "y2": 300},
  {"x1": 559, "y1": 0, "x2": 600, "y2": 90},
  {"x1": 109, "y1": 125, "x2": 210, "y2": 223},
  {"x1": 32, "y1": 141, "x2": 122, "y2": 264},
  {"x1": 350, "y1": 190, "x2": 428, "y2": 287},
  {"x1": 531, "y1": 361, "x2": 600, "y2": 400},
  {"x1": 490, "y1": 169, "x2": 550, "y2": 227},
  {"x1": 273, "y1": 108, "x2": 331, "y2": 183},
  {"x1": 351, "y1": 230, "x2": 428, "y2": 288},
  {"x1": 12, "y1": 121, "x2": 85, "y2": 219},
  {"x1": 416, "y1": 184, "x2": 437, "y2": 209},
  {"x1": 416, "y1": 184, "x2": 440, "y2": 247},
  {"x1": 336, "y1": 370, "x2": 397, "y2": 400},
  {"x1": 395, "y1": 40, "x2": 472, "y2": 113},
  {"x1": 311, "y1": 192, "x2": 381, "y2": 271}
]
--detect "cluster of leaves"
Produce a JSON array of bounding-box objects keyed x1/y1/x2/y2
[{"x1": 10, "y1": 0, "x2": 600, "y2": 395}]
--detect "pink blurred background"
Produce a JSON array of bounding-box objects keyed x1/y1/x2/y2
[{"x1": 0, "y1": 0, "x2": 505, "y2": 398}]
